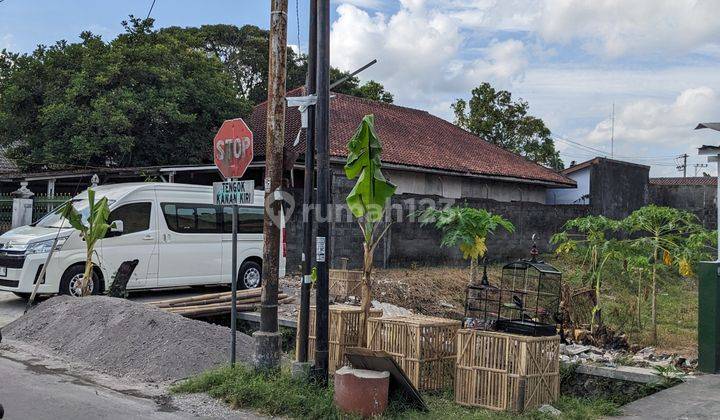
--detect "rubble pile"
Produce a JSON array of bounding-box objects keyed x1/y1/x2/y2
[{"x1": 560, "y1": 343, "x2": 697, "y2": 372}]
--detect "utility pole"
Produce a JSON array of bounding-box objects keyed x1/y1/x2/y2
[
  {"x1": 295, "y1": 0, "x2": 317, "y2": 371},
  {"x1": 313, "y1": 0, "x2": 331, "y2": 386},
  {"x1": 695, "y1": 163, "x2": 709, "y2": 176},
  {"x1": 677, "y1": 153, "x2": 689, "y2": 177},
  {"x1": 254, "y1": 0, "x2": 287, "y2": 371}
]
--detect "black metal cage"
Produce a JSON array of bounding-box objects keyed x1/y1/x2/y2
[{"x1": 495, "y1": 260, "x2": 562, "y2": 336}]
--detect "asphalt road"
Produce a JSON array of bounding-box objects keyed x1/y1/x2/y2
[{"x1": 0, "y1": 355, "x2": 191, "y2": 420}]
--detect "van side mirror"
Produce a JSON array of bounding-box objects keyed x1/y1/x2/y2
[{"x1": 107, "y1": 220, "x2": 124, "y2": 237}]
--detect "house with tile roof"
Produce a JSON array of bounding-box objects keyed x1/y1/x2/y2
[{"x1": 249, "y1": 89, "x2": 575, "y2": 204}]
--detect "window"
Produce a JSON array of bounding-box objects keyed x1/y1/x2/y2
[
  {"x1": 222, "y1": 206, "x2": 264, "y2": 234},
  {"x1": 108, "y1": 203, "x2": 151, "y2": 235},
  {"x1": 162, "y1": 203, "x2": 220, "y2": 233}
]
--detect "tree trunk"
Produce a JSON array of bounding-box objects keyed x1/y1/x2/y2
[
  {"x1": 359, "y1": 241, "x2": 373, "y2": 347},
  {"x1": 81, "y1": 249, "x2": 93, "y2": 296},
  {"x1": 651, "y1": 260, "x2": 658, "y2": 344},
  {"x1": 469, "y1": 257, "x2": 478, "y2": 285},
  {"x1": 637, "y1": 271, "x2": 643, "y2": 330}
]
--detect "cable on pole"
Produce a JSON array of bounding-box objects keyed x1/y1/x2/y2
[{"x1": 146, "y1": 0, "x2": 156, "y2": 20}]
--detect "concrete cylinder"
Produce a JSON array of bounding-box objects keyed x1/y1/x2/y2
[{"x1": 333, "y1": 366, "x2": 390, "y2": 417}]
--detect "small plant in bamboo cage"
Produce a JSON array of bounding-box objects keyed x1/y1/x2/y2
[
  {"x1": 60, "y1": 188, "x2": 114, "y2": 296},
  {"x1": 343, "y1": 114, "x2": 397, "y2": 345},
  {"x1": 418, "y1": 205, "x2": 514, "y2": 284},
  {"x1": 551, "y1": 215, "x2": 619, "y2": 331}
]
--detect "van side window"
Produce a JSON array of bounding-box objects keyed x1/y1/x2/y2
[
  {"x1": 162, "y1": 203, "x2": 220, "y2": 233},
  {"x1": 108, "y1": 203, "x2": 151, "y2": 234},
  {"x1": 222, "y1": 207, "x2": 264, "y2": 234}
]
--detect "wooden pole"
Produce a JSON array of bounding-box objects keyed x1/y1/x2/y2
[{"x1": 255, "y1": 0, "x2": 288, "y2": 371}]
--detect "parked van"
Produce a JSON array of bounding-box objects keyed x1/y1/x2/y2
[{"x1": 0, "y1": 183, "x2": 286, "y2": 297}]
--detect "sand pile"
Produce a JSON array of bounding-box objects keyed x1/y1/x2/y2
[{"x1": 2, "y1": 295, "x2": 253, "y2": 382}]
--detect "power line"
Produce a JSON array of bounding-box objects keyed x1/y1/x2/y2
[{"x1": 146, "y1": 0, "x2": 156, "y2": 19}]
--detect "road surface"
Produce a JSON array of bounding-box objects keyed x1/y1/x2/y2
[{"x1": 0, "y1": 354, "x2": 189, "y2": 419}]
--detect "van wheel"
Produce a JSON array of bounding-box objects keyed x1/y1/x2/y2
[
  {"x1": 60, "y1": 265, "x2": 101, "y2": 297},
  {"x1": 239, "y1": 261, "x2": 262, "y2": 290}
]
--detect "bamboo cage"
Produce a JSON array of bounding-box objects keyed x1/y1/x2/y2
[
  {"x1": 455, "y1": 329, "x2": 560, "y2": 412},
  {"x1": 300, "y1": 305, "x2": 382, "y2": 373},
  {"x1": 329, "y1": 269, "x2": 363, "y2": 301},
  {"x1": 366, "y1": 315, "x2": 461, "y2": 391}
]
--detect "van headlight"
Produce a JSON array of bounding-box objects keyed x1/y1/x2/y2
[{"x1": 25, "y1": 237, "x2": 68, "y2": 255}]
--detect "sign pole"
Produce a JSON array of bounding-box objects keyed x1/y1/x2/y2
[{"x1": 230, "y1": 201, "x2": 238, "y2": 366}]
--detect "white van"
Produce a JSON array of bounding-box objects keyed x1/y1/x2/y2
[{"x1": 0, "y1": 183, "x2": 286, "y2": 297}]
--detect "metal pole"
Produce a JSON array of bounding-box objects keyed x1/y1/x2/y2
[
  {"x1": 313, "y1": 0, "x2": 331, "y2": 385},
  {"x1": 231, "y1": 203, "x2": 238, "y2": 366},
  {"x1": 716, "y1": 158, "x2": 719, "y2": 261},
  {"x1": 297, "y1": 0, "x2": 317, "y2": 364},
  {"x1": 254, "y1": 0, "x2": 287, "y2": 370}
]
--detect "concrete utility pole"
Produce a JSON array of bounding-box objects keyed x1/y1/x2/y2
[
  {"x1": 296, "y1": 0, "x2": 317, "y2": 368},
  {"x1": 254, "y1": 0, "x2": 287, "y2": 370},
  {"x1": 313, "y1": 0, "x2": 331, "y2": 385},
  {"x1": 677, "y1": 153, "x2": 689, "y2": 177}
]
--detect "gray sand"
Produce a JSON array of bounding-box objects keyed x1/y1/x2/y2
[{"x1": 2, "y1": 295, "x2": 253, "y2": 382}]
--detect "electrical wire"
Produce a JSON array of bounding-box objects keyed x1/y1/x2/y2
[
  {"x1": 146, "y1": 0, "x2": 156, "y2": 20},
  {"x1": 295, "y1": 0, "x2": 302, "y2": 54}
]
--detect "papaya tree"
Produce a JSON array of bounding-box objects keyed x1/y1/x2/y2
[
  {"x1": 344, "y1": 114, "x2": 397, "y2": 343},
  {"x1": 620, "y1": 205, "x2": 712, "y2": 343},
  {"x1": 60, "y1": 188, "x2": 114, "y2": 296},
  {"x1": 419, "y1": 205, "x2": 514, "y2": 284},
  {"x1": 551, "y1": 215, "x2": 620, "y2": 330}
]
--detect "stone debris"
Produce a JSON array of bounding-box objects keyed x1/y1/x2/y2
[
  {"x1": 560, "y1": 342, "x2": 696, "y2": 373},
  {"x1": 538, "y1": 404, "x2": 562, "y2": 417},
  {"x1": 371, "y1": 300, "x2": 413, "y2": 317}
]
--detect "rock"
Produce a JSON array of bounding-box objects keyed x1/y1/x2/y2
[
  {"x1": 371, "y1": 300, "x2": 412, "y2": 317},
  {"x1": 563, "y1": 344, "x2": 591, "y2": 356},
  {"x1": 538, "y1": 404, "x2": 562, "y2": 417}
]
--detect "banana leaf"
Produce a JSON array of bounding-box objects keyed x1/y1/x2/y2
[{"x1": 344, "y1": 114, "x2": 397, "y2": 222}]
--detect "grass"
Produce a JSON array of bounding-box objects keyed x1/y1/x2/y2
[{"x1": 171, "y1": 364, "x2": 621, "y2": 419}]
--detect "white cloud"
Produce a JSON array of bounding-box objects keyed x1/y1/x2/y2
[
  {"x1": 330, "y1": 3, "x2": 528, "y2": 107},
  {"x1": 539, "y1": 0, "x2": 720, "y2": 58},
  {"x1": 0, "y1": 34, "x2": 14, "y2": 50},
  {"x1": 331, "y1": 0, "x2": 385, "y2": 9}
]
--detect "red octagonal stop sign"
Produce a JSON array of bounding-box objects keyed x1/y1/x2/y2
[{"x1": 213, "y1": 118, "x2": 254, "y2": 179}]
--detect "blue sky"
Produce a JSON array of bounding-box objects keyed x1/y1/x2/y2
[{"x1": 2, "y1": 0, "x2": 720, "y2": 176}]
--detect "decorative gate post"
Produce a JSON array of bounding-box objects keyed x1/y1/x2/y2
[{"x1": 10, "y1": 181, "x2": 34, "y2": 228}]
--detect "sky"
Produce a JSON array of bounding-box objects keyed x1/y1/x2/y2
[{"x1": 2, "y1": 0, "x2": 720, "y2": 176}]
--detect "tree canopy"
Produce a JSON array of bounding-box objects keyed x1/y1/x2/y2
[
  {"x1": 0, "y1": 19, "x2": 395, "y2": 171},
  {"x1": 0, "y1": 17, "x2": 248, "y2": 170},
  {"x1": 452, "y1": 83, "x2": 563, "y2": 170}
]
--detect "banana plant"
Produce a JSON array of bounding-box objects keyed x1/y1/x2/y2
[
  {"x1": 344, "y1": 114, "x2": 397, "y2": 345},
  {"x1": 61, "y1": 188, "x2": 114, "y2": 296},
  {"x1": 419, "y1": 205, "x2": 515, "y2": 284}
]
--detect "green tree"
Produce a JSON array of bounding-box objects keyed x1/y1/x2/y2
[
  {"x1": 620, "y1": 205, "x2": 713, "y2": 344},
  {"x1": 419, "y1": 205, "x2": 515, "y2": 285},
  {"x1": 452, "y1": 82, "x2": 563, "y2": 170},
  {"x1": 344, "y1": 114, "x2": 397, "y2": 344},
  {"x1": 161, "y1": 24, "x2": 306, "y2": 105},
  {"x1": 330, "y1": 68, "x2": 394, "y2": 103},
  {"x1": 551, "y1": 215, "x2": 620, "y2": 330},
  {"x1": 60, "y1": 188, "x2": 113, "y2": 296},
  {"x1": 0, "y1": 17, "x2": 248, "y2": 170}
]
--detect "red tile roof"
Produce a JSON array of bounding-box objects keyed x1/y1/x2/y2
[
  {"x1": 249, "y1": 89, "x2": 575, "y2": 187},
  {"x1": 650, "y1": 177, "x2": 717, "y2": 186}
]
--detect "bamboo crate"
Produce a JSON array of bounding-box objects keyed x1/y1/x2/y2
[
  {"x1": 300, "y1": 304, "x2": 382, "y2": 373},
  {"x1": 329, "y1": 269, "x2": 363, "y2": 301},
  {"x1": 455, "y1": 330, "x2": 560, "y2": 412},
  {"x1": 366, "y1": 315, "x2": 462, "y2": 391}
]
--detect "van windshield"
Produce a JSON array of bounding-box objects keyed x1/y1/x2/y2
[{"x1": 35, "y1": 198, "x2": 116, "y2": 228}]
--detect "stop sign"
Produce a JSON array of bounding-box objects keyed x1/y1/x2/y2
[{"x1": 213, "y1": 118, "x2": 254, "y2": 179}]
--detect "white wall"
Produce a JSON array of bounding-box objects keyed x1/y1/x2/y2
[
  {"x1": 546, "y1": 167, "x2": 590, "y2": 204},
  {"x1": 385, "y1": 169, "x2": 548, "y2": 203}
]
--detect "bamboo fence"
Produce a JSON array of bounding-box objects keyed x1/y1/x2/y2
[
  {"x1": 329, "y1": 269, "x2": 363, "y2": 301},
  {"x1": 366, "y1": 315, "x2": 461, "y2": 391},
  {"x1": 455, "y1": 329, "x2": 560, "y2": 412},
  {"x1": 301, "y1": 304, "x2": 382, "y2": 373}
]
